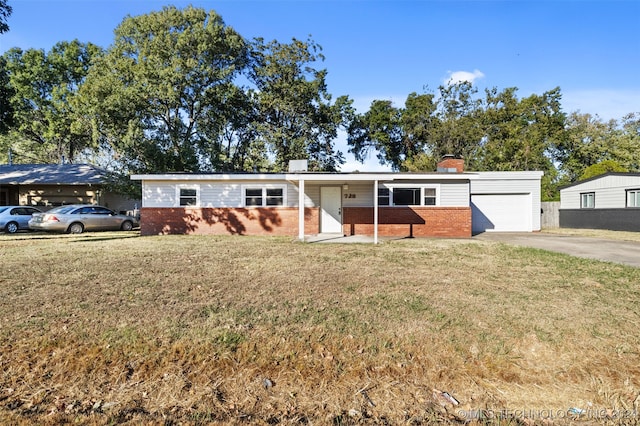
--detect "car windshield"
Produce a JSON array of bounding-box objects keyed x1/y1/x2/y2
[
  {"x1": 47, "y1": 206, "x2": 78, "y2": 214},
  {"x1": 0, "y1": 207, "x2": 8, "y2": 213}
]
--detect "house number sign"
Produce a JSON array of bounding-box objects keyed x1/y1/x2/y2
[{"x1": 344, "y1": 193, "x2": 356, "y2": 199}]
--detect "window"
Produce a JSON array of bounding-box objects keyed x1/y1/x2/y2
[
  {"x1": 423, "y1": 188, "x2": 436, "y2": 206},
  {"x1": 378, "y1": 188, "x2": 390, "y2": 206},
  {"x1": 178, "y1": 187, "x2": 198, "y2": 206},
  {"x1": 245, "y1": 188, "x2": 263, "y2": 206},
  {"x1": 378, "y1": 186, "x2": 438, "y2": 206},
  {"x1": 580, "y1": 192, "x2": 595, "y2": 208},
  {"x1": 266, "y1": 188, "x2": 284, "y2": 206},
  {"x1": 393, "y1": 188, "x2": 421, "y2": 206},
  {"x1": 627, "y1": 189, "x2": 640, "y2": 207},
  {"x1": 243, "y1": 186, "x2": 286, "y2": 207}
]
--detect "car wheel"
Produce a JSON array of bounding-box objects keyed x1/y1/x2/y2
[
  {"x1": 68, "y1": 222, "x2": 84, "y2": 234},
  {"x1": 121, "y1": 220, "x2": 133, "y2": 231},
  {"x1": 5, "y1": 222, "x2": 19, "y2": 234}
]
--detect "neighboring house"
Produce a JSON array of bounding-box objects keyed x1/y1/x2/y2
[
  {"x1": 0, "y1": 163, "x2": 139, "y2": 214},
  {"x1": 131, "y1": 158, "x2": 543, "y2": 241},
  {"x1": 559, "y1": 172, "x2": 640, "y2": 231}
]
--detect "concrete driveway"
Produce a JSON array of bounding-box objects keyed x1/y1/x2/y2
[{"x1": 475, "y1": 232, "x2": 640, "y2": 268}]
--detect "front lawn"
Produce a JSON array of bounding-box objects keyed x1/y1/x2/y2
[{"x1": 1, "y1": 232, "x2": 639, "y2": 424}]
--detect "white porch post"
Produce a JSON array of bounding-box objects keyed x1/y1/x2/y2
[
  {"x1": 374, "y1": 179, "x2": 379, "y2": 244},
  {"x1": 298, "y1": 178, "x2": 305, "y2": 241}
]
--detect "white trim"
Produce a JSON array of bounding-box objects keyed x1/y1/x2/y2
[
  {"x1": 241, "y1": 184, "x2": 287, "y2": 207},
  {"x1": 298, "y1": 179, "x2": 305, "y2": 241},
  {"x1": 175, "y1": 184, "x2": 200, "y2": 207},
  {"x1": 131, "y1": 172, "x2": 482, "y2": 182},
  {"x1": 374, "y1": 179, "x2": 379, "y2": 244}
]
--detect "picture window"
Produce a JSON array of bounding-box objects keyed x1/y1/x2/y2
[{"x1": 377, "y1": 186, "x2": 438, "y2": 206}]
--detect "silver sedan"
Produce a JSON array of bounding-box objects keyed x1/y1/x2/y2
[
  {"x1": 29, "y1": 204, "x2": 138, "y2": 234},
  {"x1": 0, "y1": 206, "x2": 42, "y2": 233}
]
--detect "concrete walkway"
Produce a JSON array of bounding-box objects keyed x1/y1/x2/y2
[
  {"x1": 305, "y1": 233, "x2": 389, "y2": 243},
  {"x1": 475, "y1": 232, "x2": 640, "y2": 268}
]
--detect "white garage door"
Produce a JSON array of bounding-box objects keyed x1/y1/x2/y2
[{"x1": 471, "y1": 194, "x2": 532, "y2": 233}]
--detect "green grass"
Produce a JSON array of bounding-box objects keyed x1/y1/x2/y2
[{"x1": 1, "y1": 232, "x2": 640, "y2": 424}]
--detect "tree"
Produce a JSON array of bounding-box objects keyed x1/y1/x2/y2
[
  {"x1": 429, "y1": 82, "x2": 484, "y2": 165},
  {"x1": 347, "y1": 99, "x2": 403, "y2": 170},
  {"x1": 553, "y1": 112, "x2": 640, "y2": 182},
  {"x1": 347, "y1": 93, "x2": 436, "y2": 171},
  {"x1": 2, "y1": 40, "x2": 102, "y2": 163},
  {"x1": 81, "y1": 6, "x2": 249, "y2": 173},
  {"x1": 0, "y1": 56, "x2": 14, "y2": 134},
  {"x1": 580, "y1": 160, "x2": 628, "y2": 180},
  {"x1": 0, "y1": 0, "x2": 11, "y2": 34},
  {"x1": 249, "y1": 37, "x2": 353, "y2": 171},
  {"x1": 479, "y1": 87, "x2": 565, "y2": 173}
]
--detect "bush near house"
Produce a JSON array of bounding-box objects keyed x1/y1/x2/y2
[{"x1": 1, "y1": 233, "x2": 640, "y2": 424}]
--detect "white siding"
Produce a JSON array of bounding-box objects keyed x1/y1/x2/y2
[
  {"x1": 142, "y1": 181, "x2": 176, "y2": 207},
  {"x1": 437, "y1": 180, "x2": 469, "y2": 207},
  {"x1": 300, "y1": 184, "x2": 320, "y2": 207},
  {"x1": 341, "y1": 183, "x2": 374, "y2": 207},
  {"x1": 560, "y1": 175, "x2": 640, "y2": 209},
  {"x1": 142, "y1": 180, "x2": 316, "y2": 208}
]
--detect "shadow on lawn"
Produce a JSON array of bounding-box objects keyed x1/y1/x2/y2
[{"x1": 3, "y1": 231, "x2": 140, "y2": 243}]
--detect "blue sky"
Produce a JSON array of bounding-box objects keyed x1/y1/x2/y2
[{"x1": 2, "y1": 0, "x2": 639, "y2": 171}]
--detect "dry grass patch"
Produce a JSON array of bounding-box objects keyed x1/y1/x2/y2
[
  {"x1": 1, "y1": 232, "x2": 640, "y2": 424},
  {"x1": 542, "y1": 227, "x2": 640, "y2": 242}
]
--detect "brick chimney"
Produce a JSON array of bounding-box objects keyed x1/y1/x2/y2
[{"x1": 436, "y1": 155, "x2": 464, "y2": 173}]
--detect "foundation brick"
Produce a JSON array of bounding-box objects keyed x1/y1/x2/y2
[
  {"x1": 140, "y1": 206, "x2": 470, "y2": 238},
  {"x1": 140, "y1": 207, "x2": 319, "y2": 236},
  {"x1": 342, "y1": 207, "x2": 471, "y2": 238}
]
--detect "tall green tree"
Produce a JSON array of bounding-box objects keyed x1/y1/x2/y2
[
  {"x1": 347, "y1": 93, "x2": 437, "y2": 171},
  {"x1": 0, "y1": 56, "x2": 14, "y2": 134},
  {"x1": 0, "y1": 0, "x2": 11, "y2": 34},
  {"x1": 479, "y1": 87, "x2": 565, "y2": 172},
  {"x1": 552, "y1": 112, "x2": 640, "y2": 182},
  {"x1": 347, "y1": 99, "x2": 403, "y2": 170},
  {"x1": 348, "y1": 84, "x2": 482, "y2": 171},
  {"x1": 249, "y1": 37, "x2": 353, "y2": 171},
  {"x1": 2, "y1": 40, "x2": 101, "y2": 163},
  {"x1": 611, "y1": 113, "x2": 640, "y2": 171},
  {"x1": 429, "y1": 81, "x2": 484, "y2": 164},
  {"x1": 0, "y1": 0, "x2": 12, "y2": 133},
  {"x1": 81, "y1": 5, "x2": 249, "y2": 173}
]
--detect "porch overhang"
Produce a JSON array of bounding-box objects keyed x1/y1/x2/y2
[{"x1": 288, "y1": 172, "x2": 477, "y2": 244}]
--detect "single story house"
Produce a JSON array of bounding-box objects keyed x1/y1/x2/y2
[
  {"x1": 559, "y1": 172, "x2": 640, "y2": 231},
  {"x1": 131, "y1": 158, "x2": 543, "y2": 241},
  {"x1": 0, "y1": 163, "x2": 139, "y2": 214}
]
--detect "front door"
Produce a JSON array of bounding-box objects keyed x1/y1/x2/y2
[{"x1": 320, "y1": 186, "x2": 342, "y2": 233}]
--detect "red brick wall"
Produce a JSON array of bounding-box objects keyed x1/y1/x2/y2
[
  {"x1": 342, "y1": 207, "x2": 471, "y2": 238},
  {"x1": 140, "y1": 207, "x2": 319, "y2": 236},
  {"x1": 140, "y1": 206, "x2": 471, "y2": 238}
]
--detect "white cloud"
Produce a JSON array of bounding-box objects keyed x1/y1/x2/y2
[{"x1": 445, "y1": 69, "x2": 485, "y2": 86}]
